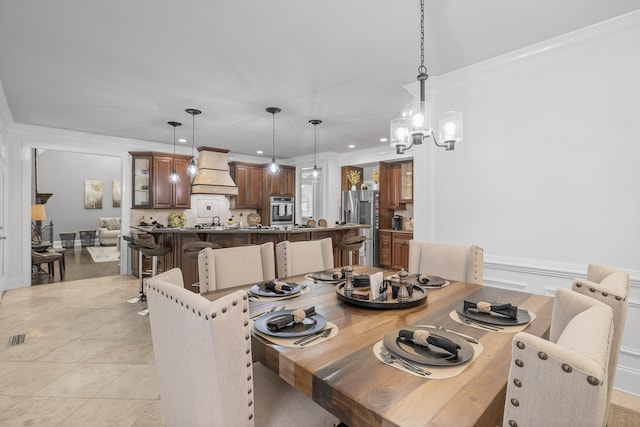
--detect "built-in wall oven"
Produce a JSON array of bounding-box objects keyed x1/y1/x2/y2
[{"x1": 269, "y1": 196, "x2": 294, "y2": 226}]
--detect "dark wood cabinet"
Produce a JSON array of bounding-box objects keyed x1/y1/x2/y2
[
  {"x1": 130, "y1": 152, "x2": 191, "y2": 209},
  {"x1": 378, "y1": 230, "x2": 413, "y2": 270},
  {"x1": 379, "y1": 231, "x2": 392, "y2": 267},
  {"x1": 230, "y1": 162, "x2": 263, "y2": 209},
  {"x1": 385, "y1": 160, "x2": 413, "y2": 210},
  {"x1": 391, "y1": 231, "x2": 413, "y2": 270},
  {"x1": 267, "y1": 164, "x2": 295, "y2": 196}
]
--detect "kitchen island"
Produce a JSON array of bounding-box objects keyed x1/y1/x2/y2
[{"x1": 129, "y1": 224, "x2": 367, "y2": 292}]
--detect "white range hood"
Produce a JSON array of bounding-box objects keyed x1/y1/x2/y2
[{"x1": 191, "y1": 147, "x2": 238, "y2": 196}]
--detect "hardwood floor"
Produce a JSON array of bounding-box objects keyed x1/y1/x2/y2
[{"x1": 32, "y1": 245, "x2": 121, "y2": 285}]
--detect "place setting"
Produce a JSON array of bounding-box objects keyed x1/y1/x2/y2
[
  {"x1": 252, "y1": 305, "x2": 338, "y2": 348},
  {"x1": 372, "y1": 324, "x2": 483, "y2": 379},
  {"x1": 247, "y1": 280, "x2": 310, "y2": 301},
  {"x1": 384, "y1": 272, "x2": 450, "y2": 288},
  {"x1": 449, "y1": 299, "x2": 536, "y2": 333},
  {"x1": 307, "y1": 268, "x2": 346, "y2": 284}
]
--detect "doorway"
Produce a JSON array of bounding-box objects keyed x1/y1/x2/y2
[{"x1": 31, "y1": 149, "x2": 123, "y2": 284}]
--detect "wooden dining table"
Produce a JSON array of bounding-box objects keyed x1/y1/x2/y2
[{"x1": 203, "y1": 266, "x2": 554, "y2": 427}]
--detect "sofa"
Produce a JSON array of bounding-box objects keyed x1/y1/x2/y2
[{"x1": 98, "y1": 217, "x2": 121, "y2": 246}]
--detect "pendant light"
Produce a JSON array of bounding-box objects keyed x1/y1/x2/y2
[
  {"x1": 185, "y1": 108, "x2": 201, "y2": 178},
  {"x1": 390, "y1": 0, "x2": 463, "y2": 154},
  {"x1": 168, "y1": 121, "x2": 181, "y2": 184},
  {"x1": 309, "y1": 119, "x2": 322, "y2": 180},
  {"x1": 266, "y1": 107, "x2": 281, "y2": 175}
]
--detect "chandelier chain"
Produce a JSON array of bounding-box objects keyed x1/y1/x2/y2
[{"x1": 419, "y1": 0, "x2": 427, "y2": 75}]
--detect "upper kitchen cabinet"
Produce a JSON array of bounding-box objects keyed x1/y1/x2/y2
[
  {"x1": 266, "y1": 164, "x2": 295, "y2": 196},
  {"x1": 229, "y1": 161, "x2": 263, "y2": 209},
  {"x1": 130, "y1": 152, "x2": 192, "y2": 209},
  {"x1": 381, "y1": 159, "x2": 413, "y2": 210},
  {"x1": 341, "y1": 166, "x2": 363, "y2": 191}
]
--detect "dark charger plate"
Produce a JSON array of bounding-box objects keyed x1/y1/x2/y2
[
  {"x1": 383, "y1": 326, "x2": 474, "y2": 366},
  {"x1": 254, "y1": 310, "x2": 327, "y2": 338},
  {"x1": 456, "y1": 301, "x2": 531, "y2": 326},
  {"x1": 250, "y1": 282, "x2": 302, "y2": 297},
  {"x1": 335, "y1": 283, "x2": 428, "y2": 309}
]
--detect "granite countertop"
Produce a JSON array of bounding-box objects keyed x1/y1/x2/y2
[{"x1": 130, "y1": 224, "x2": 370, "y2": 234}]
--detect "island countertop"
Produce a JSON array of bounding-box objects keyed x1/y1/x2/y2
[{"x1": 128, "y1": 224, "x2": 367, "y2": 292}]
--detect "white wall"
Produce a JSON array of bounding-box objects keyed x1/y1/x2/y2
[{"x1": 411, "y1": 11, "x2": 640, "y2": 395}]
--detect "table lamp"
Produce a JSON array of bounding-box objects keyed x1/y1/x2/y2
[{"x1": 31, "y1": 204, "x2": 47, "y2": 244}]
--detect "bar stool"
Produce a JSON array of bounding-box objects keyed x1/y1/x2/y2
[
  {"x1": 123, "y1": 236, "x2": 170, "y2": 316},
  {"x1": 337, "y1": 235, "x2": 366, "y2": 266},
  {"x1": 183, "y1": 241, "x2": 221, "y2": 293}
]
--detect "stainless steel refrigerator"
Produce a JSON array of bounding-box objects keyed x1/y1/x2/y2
[{"x1": 342, "y1": 190, "x2": 380, "y2": 266}]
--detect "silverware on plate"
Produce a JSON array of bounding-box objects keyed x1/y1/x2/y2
[
  {"x1": 457, "y1": 313, "x2": 501, "y2": 331},
  {"x1": 437, "y1": 326, "x2": 479, "y2": 344}
]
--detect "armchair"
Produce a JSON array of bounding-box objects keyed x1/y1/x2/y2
[
  {"x1": 503, "y1": 288, "x2": 613, "y2": 427},
  {"x1": 98, "y1": 217, "x2": 121, "y2": 246},
  {"x1": 572, "y1": 263, "x2": 630, "y2": 419},
  {"x1": 275, "y1": 238, "x2": 334, "y2": 278},
  {"x1": 198, "y1": 243, "x2": 276, "y2": 292},
  {"x1": 145, "y1": 268, "x2": 338, "y2": 426},
  {"x1": 407, "y1": 240, "x2": 484, "y2": 284}
]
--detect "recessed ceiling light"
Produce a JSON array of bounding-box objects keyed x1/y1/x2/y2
[
  {"x1": 256, "y1": 150, "x2": 264, "y2": 154},
  {"x1": 379, "y1": 137, "x2": 388, "y2": 142},
  {"x1": 178, "y1": 138, "x2": 187, "y2": 143},
  {"x1": 348, "y1": 144, "x2": 356, "y2": 149}
]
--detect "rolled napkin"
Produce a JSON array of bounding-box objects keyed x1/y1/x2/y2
[
  {"x1": 398, "y1": 329, "x2": 461, "y2": 357},
  {"x1": 463, "y1": 300, "x2": 518, "y2": 319},
  {"x1": 267, "y1": 306, "x2": 317, "y2": 331},
  {"x1": 417, "y1": 274, "x2": 446, "y2": 287},
  {"x1": 313, "y1": 271, "x2": 344, "y2": 281},
  {"x1": 264, "y1": 281, "x2": 293, "y2": 293}
]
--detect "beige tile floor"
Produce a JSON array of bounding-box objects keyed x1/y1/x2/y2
[
  {"x1": 1, "y1": 274, "x2": 639, "y2": 426},
  {"x1": 0, "y1": 275, "x2": 163, "y2": 426}
]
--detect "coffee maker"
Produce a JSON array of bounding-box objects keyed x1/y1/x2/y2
[{"x1": 392, "y1": 215, "x2": 403, "y2": 230}]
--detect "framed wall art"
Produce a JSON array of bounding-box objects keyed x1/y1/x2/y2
[{"x1": 84, "y1": 180, "x2": 103, "y2": 209}]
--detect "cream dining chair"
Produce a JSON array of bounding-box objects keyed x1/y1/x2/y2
[
  {"x1": 198, "y1": 242, "x2": 276, "y2": 292},
  {"x1": 503, "y1": 287, "x2": 613, "y2": 427},
  {"x1": 275, "y1": 238, "x2": 334, "y2": 278},
  {"x1": 572, "y1": 263, "x2": 630, "y2": 420},
  {"x1": 407, "y1": 240, "x2": 484, "y2": 284},
  {"x1": 145, "y1": 268, "x2": 339, "y2": 426}
]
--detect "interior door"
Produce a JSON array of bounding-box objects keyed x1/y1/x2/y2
[{"x1": 0, "y1": 142, "x2": 6, "y2": 298}]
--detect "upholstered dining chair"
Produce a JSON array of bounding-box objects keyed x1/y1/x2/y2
[
  {"x1": 503, "y1": 288, "x2": 613, "y2": 427},
  {"x1": 275, "y1": 238, "x2": 334, "y2": 278},
  {"x1": 407, "y1": 240, "x2": 484, "y2": 284},
  {"x1": 146, "y1": 268, "x2": 339, "y2": 426},
  {"x1": 572, "y1": 263, "x2": 630, "y2": 419},
  {"x1": 198, "y1": 242, "x2": 276, "y2": 292}
]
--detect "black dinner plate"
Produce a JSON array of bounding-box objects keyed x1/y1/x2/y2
[
  {"x1": 250, "y1": 282, "x2": 302, "y2": 297},
  {"x1": 310, "y1": 270, "x2": 345, "y2": 283},
  {"x1": 385, "y1": 274, "x2": 447, "y2": 288},
  {"x1": 254, "y1": 310, "x2": 327, "y2": 338},
  {"x1": 383, "y1": 326, "x2": 474, "y2": 366},
  {"x1": 456, "y1": 301, "x2": 531, "y2": 326}
]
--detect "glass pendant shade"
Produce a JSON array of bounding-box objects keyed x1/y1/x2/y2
[
  {"x1": 187, "y1": 158, "x2": 198, "y2": 177},
  {"x1": 405, "y1": 100, "x2": 431, "y2": 144},
  {"x1": 268, "y1": 159, "x2": 280, "y2": 175},
  {"x1": 169, "y1": 169, "x2": 180, "y2": 183},
  {"x1": 312, "y1": 166, "x2": 319, "y2": 180},
  {"x1": 390, "y1": 117, "x2": 411, "y2": 151},
  {"x1": 438, "y1": 111, "x2": 463, "y2": 142}
]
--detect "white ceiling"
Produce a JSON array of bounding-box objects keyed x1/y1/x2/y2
[{"x1": 1, "y1": 0, "x2": 639, "y2": 159}]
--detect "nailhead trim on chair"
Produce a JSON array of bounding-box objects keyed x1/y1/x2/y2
[
  {"x1": 508, "y1": 420, "x2": 517, "y2": 427},
  {"x1": 587, "y1": 376, "x2": 600, "y2": 386},
  {"x1": 510, "y1": 398, "x2": 519, "y2": 407},
  {"x1": 513, "y1": 378, "x2": 522, "y2": 387},
  {"x1": 148, "y1": 281, "x2": 256, "y2": 422},
  {"x1": 538, "y1": 351, "x2": 548, "y2": 360},
  {"x1": 515, "y1": 359, "x2": 524, "y2": 367},
  {"x1": 562, "y1": 363, "x2": 572, "y2": 373},
  {"x1": 516, "y1": 341, "x2": 525, "y2": 349}
]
